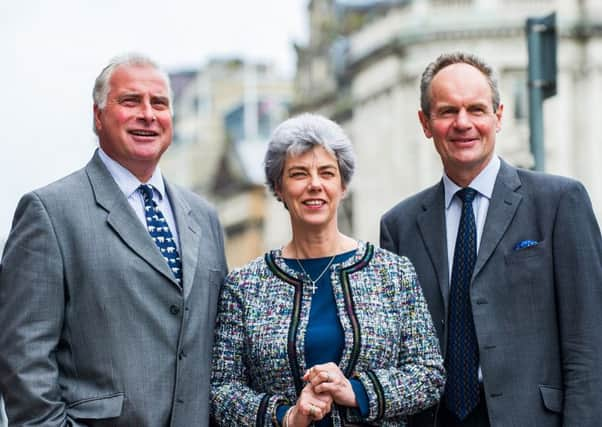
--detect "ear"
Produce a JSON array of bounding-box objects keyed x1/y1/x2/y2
[
  {"x1": 274, "y1": 183, "x2": 283, "y2": 202},
  {"x1": 495, "y1": 103, "x2": 504, "y2": 132},
  {"x1": 418, "y1": 110, "x2": 433, "y2": 138},
  {"x1": 274, "y1": 184, "x2": 289, "y2": 210},
  {"x1": 93, "y1": 104, "x2": 103, "y2": 133}
]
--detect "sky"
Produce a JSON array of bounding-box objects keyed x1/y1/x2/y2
[{"x1": 0, "y1": 0, "x2": 308, "y2": 243}]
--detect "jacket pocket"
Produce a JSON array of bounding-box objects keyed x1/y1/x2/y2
[
  {"x1": 539, "y1": 384, "x2": 563, "y2": 413},
  {"x1": 67, "y1": 392, "x2": 124, "y2": 419},
  {"x1": 504, "y1": 239, "x2": 546, "y2": 264}
]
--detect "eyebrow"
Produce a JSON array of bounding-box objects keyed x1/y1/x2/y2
[
  {"x1": 434, "y1": 102, "x2": 490, "y2": 112},
  {"x1": 116, "y1": 93, "x2": 169, "y2": 103},
  {"x1": 318, "y1": 164, "x2": 338, "y2": 170},
  {"x1": 286, "y1": 164, "x2": 338, "y2": 172},
  {"x1": 117, "y1": 93, "x2": 141, "y2": 101}
]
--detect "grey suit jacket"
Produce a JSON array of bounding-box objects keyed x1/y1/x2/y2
[
  {"x1": 0, "y1": 151, "x2": 228, "y2": 426},
  {"x1": 380, "y1": 159, "x2": 602, "y2": 427}
]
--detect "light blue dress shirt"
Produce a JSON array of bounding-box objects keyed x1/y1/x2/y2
[
  {"x1": 443, "y1": 155, "x2": 500, "y2": 382},
  {"x1": 97, "y1": 148, "x2": 180, "y2": 251},
  {"x1": 443, "y1": 155, "x2": 500, "y2": 283}
]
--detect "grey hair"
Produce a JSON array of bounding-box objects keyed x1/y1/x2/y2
[
  {"x1": 264, "y1": 113, "x2": 356, "y2": 201},
  {"x1": 92, "y1": 53, "x2": 173, "y2": 134},
  {"x1": 420, "y1": 52, "x2": 500, "y2": 117}
]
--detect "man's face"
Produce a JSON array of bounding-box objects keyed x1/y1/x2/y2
[
  {"x1": 418, "y1": 62, "x2": 503, "y2": 186},
  {"x1": 94, "y1": 64, "x2": 172, "y2": 182}
]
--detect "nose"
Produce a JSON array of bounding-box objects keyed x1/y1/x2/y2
[
  {"x1": 308, "y1": 172, "x2": 322, "y2": 191},
  {"x1": 453, "y1": 109, "x2": 472, "y2": 130},
  {"x1": 138, "y1": 100, "x2": 156, "y2": 123}
]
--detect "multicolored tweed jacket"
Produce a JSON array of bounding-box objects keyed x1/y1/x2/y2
[{"x1": 211, "y1": 241, "x2": 445, "y2": 426}]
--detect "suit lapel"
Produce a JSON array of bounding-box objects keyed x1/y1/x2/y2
[
  {"x1": 473, "y1": 160, "x2": 522, "y2": 279},
  {"x1": 165, "y1": 182, "x2": 201, "y2": 299},
  {"x1": 417, "y1": 182, "x2": 451, "y2": 311},
  {"x1": 86, "y1": 151, "x2": 181, "y2": 290}
]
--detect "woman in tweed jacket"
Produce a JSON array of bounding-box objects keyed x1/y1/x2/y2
[{"x1": 211, "y1": 114, "x2": 444, "y2": 426}]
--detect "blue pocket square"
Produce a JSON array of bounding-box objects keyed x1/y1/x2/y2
[{"x1": 514, "y1": 240, "x2": 539, "y2": 250}]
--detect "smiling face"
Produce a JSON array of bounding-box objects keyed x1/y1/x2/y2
[
  {"x1": 276, "y1": 145, "x2": 345, "y2": 233},
  {"x1": 94, "y1": 64, "x2": 172, "y2": 182},
  {"x1": 418, "y1": 62, "x2": 503, "y2": 187}
]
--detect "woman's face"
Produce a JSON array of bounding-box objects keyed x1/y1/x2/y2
[{"x1": 276, "y1": 145, "x2": 345, "y2": 232}]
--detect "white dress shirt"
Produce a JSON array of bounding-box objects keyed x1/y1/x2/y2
[
  {"x1": 443, "y1": 156, "x2": 500, "y2": 284},
  {"x1": 443, "y1": 155, "x2": 500, "y2": 382},
  {"x1": 97, "y1": 148, "x2": 180, "y2": 251}
]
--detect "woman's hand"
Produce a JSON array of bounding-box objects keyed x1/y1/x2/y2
[
  {"x1": 303, "y1": 362, "x2": 357, "y2": 407},
  {"x1": 288, "y1": 382, "x2": 333, "y2": 426}
]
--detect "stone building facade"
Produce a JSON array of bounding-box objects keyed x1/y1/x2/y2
[
  {"x1": 162, "y1": 59, "x2": 291, "y2": 267},
  {"x1": 290, "y1": 0, "x2": 602, "y2": 244}
]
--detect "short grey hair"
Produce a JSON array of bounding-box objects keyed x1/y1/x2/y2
[
  {"x1": 264, "y1": 113, "x2": 356, "y2": 201},
  {"x1": 420, "y1": 52, "x2": 500, "y2": 117},
  {"x1": 92, "y1": 53, "x2": 173, "y2": 134}
]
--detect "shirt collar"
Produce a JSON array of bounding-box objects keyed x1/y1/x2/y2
[
  {"x1": 97, "y1": 147, "x2": 166, "y2": 200},
  {"x1": 443, "y1": 155, "x2": 500, "y2": 209}
]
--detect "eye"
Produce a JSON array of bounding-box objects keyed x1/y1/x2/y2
[
  {"x1": 120, "y1": 97, "x2": 139, "y2": 107},
  {"x1": 152, "y1": 98, "x2": 170, "y2": 110},
  {"x1": 437, "y1": 108, "x2": 457, "y2": 118},
  {"x1": 468, "y1": 106, "x2": 487, "y2": 115}
]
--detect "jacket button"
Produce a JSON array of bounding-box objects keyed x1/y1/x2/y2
[{"x1": 170, "y1": 305, "x2": 180, "y2": 315}]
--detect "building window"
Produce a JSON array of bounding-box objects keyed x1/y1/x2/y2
[{"x1": 513, "y1": 77, "x2": 528, "y2": 121}]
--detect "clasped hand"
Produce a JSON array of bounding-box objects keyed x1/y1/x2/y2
[{"x1": 286, "y1": 362, "x2": 358, "y2": 426}]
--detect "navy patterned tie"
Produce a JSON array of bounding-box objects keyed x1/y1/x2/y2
[
  {"x1": 445, "y1": 187, "x2": 480, "y2": 420},
  {"x1": 139, "y1": 185, "x2": 182, "y2": 285}
]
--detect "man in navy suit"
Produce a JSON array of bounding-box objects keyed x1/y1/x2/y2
[{"x1": 380, "y1": 52, "x2": 602, "y2": 426}]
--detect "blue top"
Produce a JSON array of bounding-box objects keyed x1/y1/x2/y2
[{"x1": 278, "y1": 250, "x2": 369, "y2": 425}]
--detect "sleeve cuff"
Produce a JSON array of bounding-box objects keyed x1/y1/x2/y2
[
  {"x1": 276, "y1": 404, "x2": 290, "y2": 425},
  {"x1": 350, "y1": 378, "x2": 370, "y2": 417}
]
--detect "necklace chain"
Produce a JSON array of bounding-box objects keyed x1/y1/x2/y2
[{"x1": 295, "y1": 255, "x2": 336, "y2": 295}]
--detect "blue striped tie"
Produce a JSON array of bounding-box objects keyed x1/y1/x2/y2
[
  {"x1": 445, "y1": 187, "x2": 480, "y2": 420},
  {"x1": 139, "y1": 185, "x2": 182, "y2": 286}
]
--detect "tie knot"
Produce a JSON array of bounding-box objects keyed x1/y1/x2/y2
[
  {"x1": 457, "y1": 187, "x2": 477, "y2": 204},
  {"x1": 139, "y1": 184, "x2": 154, "y2": 202}
]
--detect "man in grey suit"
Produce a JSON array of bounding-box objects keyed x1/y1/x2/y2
[
  {"x1": 380, "y1": 52, "x2": 602, "y2": 426},
  {"x1": 0, "y1": 54, "x2": 228, "y2": 426}
]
